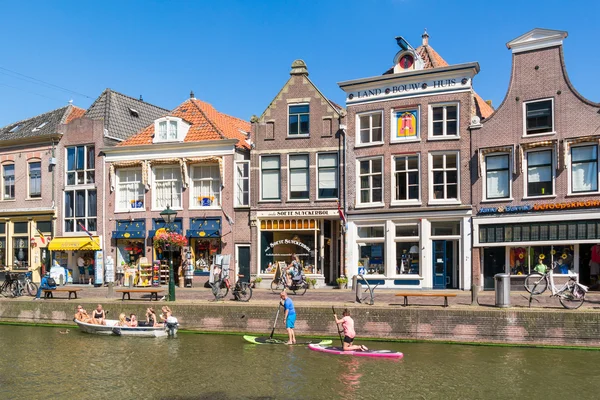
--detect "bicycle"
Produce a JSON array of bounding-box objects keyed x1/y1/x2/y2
[
  {"x1": 21, "y1": 271, "x2": 39, "y2": 297},
  {"x1": 210, "y1": 271, "x2": 253, "y2": 302},
  {"x1": 0, "y1": 271, "x2": 18, "y2": 297},
  {"x1": 270, "y1": 267, "x2": 308, "y2": 295},
  {"x1": 524, "y1": 266, "x2": 588, "y2": 309}
]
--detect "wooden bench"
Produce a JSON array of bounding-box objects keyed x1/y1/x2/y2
[
  {"x1": 43, "y1": 288, "x2": 82, "y2": 300},
  {"x1": 395, "y1": 292, "x2": 457, "y2": 307},
  {"x1": 115, "y1": 288, "x2": 163, "y2": 301}
]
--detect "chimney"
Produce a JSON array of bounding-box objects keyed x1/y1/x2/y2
[
  {"x1": 290, "y1": 59, "x2": 309, "y2": 76},
  {"x1": 139, "y1": 95, "x2": 144, "y2": 102},
  {"x1": 422, "y1": 29, "x2": 429, "y2": 46},
  {"x1": 190, "y1": 90, "x2": 195, "y2": 99}
]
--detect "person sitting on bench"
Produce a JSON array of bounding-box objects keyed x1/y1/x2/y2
[{"x1": 33, "y1": 273, "x2": 57, "y2": 300}]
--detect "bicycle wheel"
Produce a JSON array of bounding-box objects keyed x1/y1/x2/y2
[
  {"x1": 215, "y1": 280, "x2": 229, "y2": 299},
  {"x1": 25, "y1": 281, "x2": 38, "y2": 297},
  {"x1": 558, "y1": 282, "x2": 585, "y2": 309},
  {"x1": 296, "y1": 281, "x2": 308, "y2": 296},
  {"x1": 271, "y1": 279, "x2": 284, "y2": 293},
  {"x1": 10, "y1": 281, "x2": 23, "y2": 297},
  {"x1": 524, "y1": 273, "x2": 547, "y2": 294},
  {"x1": 237, "y1": 283, "x2": 253, "y2": 302}
]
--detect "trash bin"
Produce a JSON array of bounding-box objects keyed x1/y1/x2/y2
[{"x1": 494, "y1": 273, "x2": 510, "y2": 308}]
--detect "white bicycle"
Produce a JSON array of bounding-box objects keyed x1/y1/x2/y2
[{"x1": 524, "y1": 267, "x2": 588, "y2": 309}]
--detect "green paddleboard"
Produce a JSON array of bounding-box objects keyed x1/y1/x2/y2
[{"x1": 243, "y1": 335, "x2": 332, "y2": 346}]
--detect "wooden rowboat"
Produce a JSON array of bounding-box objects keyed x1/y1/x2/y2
[{"x1": 74, "y1": 319, "x2": 173, "y2": 338}]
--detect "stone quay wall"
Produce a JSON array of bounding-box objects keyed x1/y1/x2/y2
[{"x1": 1, "y1": 301, "x2": 600, "y2": 347}]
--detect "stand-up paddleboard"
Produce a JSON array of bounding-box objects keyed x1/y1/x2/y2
[
  {"x1": 243, "y1": 335, "x2": 332, "y2": 346},
  {"x1": 308, "y1": 344, "x2": 404, "y2": 359}
]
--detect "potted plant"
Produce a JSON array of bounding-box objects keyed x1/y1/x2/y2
[
  {"x1": 307, "y1": 277, "x2": 317, "y2": 289},
  {"x1": 253, "y1": 276, "x2": 263, "y2": 288},
  {"x1": 336, "y1": 276, "x2": 348, "y2": 289}
]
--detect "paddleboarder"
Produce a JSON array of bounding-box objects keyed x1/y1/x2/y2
[
  {"x1": 280, "y1": 291, "x2": 296, "y2": 344},
  {"x1": 334, "y1": 309, "x2": 368, "y2": 352}
]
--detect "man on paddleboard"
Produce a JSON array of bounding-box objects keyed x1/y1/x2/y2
[
  {"x1": 280, "y1": 291, "x2": 296, "y2": 344},
  {"x1": 334, "y1": 309, "x2": 368, "y2": 351}
]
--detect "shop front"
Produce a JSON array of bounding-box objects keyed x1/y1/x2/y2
[
  {"x1": 48, "y1": 236, "x2": 102, "y2": 285},
  {"x1": 186, "y1": 217, "x2": 221, "y2": 279},
  {"x1": 150, "y1": 218, "x2": 183, "y2": 285},
  {"x1": 475, "y1": 206, "x2": 600, "y2": 289},
  {"x1": 112, "y1": 219, "x2": 147, "y2": 285}
]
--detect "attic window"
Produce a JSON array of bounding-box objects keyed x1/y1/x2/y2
[
  {"x1": 9, "y1": 124, "x2": 22, "y2": 133},
  {"x1": 32, "y1": 121, "x2": 48, "y2": 132},
  {"x1": 128, "y1": 108, "x2": 140, "y2": 118}
]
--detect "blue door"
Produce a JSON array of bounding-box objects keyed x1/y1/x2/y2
[{"x1": 432, "y1": 240, "x2": 447, "y2": 289}]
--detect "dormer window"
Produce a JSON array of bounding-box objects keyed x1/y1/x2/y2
[{"x1": 153, "y1": 117, "x2": 189, "y2": 143}]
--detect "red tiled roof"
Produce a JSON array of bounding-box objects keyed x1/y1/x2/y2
[
  {"x1": 119, "y1": 99, "x2": 250, "y2": 148},
  {"x1": 65, "y1": 106, "x2": 86, "y2": 124},
  {"x1": 474, "y1": 94, "x2": 494, "y2": 119}
]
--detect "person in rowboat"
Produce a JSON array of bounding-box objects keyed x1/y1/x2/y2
[
  {"x1": 280, "y1": 291, "x2": 296, "y2": 344},
  {"x1": 92, "y1": 304, "x2": 106, "y2": 325},
  {"x1": 334, "y1": 309, "x2": 368, "y2": 351}
]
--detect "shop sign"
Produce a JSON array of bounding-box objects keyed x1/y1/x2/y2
[
  {"x1": 129, "y1": 200, "x2": 143, "y2": 209},
  {"x1": 264, "y1": 239, "x2": 311, "y2": 253},
  {"x1": 478, "y1": 205, "x2": 533, "y2": 214},
  {"x1": 257, "y1": 210, "x2": 338, "y2": 218},
  {"x1": 479, "y1": 200, "x2": 600, "y2": 215}
]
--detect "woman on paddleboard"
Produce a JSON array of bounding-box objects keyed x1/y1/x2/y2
[
  {"x1": 334, "y1": 309, "x2": 368, "y2": 351},
  {"x1": 280, "y1": 291, "x2": 296, "y2": 344}
]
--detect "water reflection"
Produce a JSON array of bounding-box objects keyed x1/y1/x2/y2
[{"x1": 337, "y1": 358, "x2": 362, "y2": 399}]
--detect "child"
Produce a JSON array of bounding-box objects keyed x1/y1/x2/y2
[{"x1": 334, "y1": 309, "x2": 368, "y2": 351}]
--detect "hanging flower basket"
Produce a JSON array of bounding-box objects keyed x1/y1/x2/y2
[{"x1": 153, "y1": 231, "x2": 188, "y2": 249}]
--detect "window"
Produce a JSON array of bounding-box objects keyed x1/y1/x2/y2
[
  {"x1": 485, "y1": 154, "x2": 510, "y2": 199},
  {"x1": 393, "y1": 155, "x2": 419, "y2": 202},
  {"x1": 525, "y1": 100, "x2": 553, "y2": 135},
  {"x1": 191, "y1": 164, "x2": 221, "y2": 207},
  {"x1": 64, "y1": 189, "x2": 97, "y2": 232},
  {"x1": 261, "y1": 156, "x2": 280, "y2": 200},
  {"x1": 66, "y1": 145, "x2": 95, "y2": 185},
  {"x1": 430, "y1": 153, "x2": 458, "y2": 201},
  {"x1": 28, "y1": 162, "x2": 42, "y2": 198},
  {"x1": 358, "y1": 158, "x2": 383, "y2": 205},
  {"x1": 571, "y1": 145, "x2": 598, "y2": 193},
  {"x1": 392, "y1": 108, "x2": 419, "y2": 142},
  {"x1": 527, "y1": 149, "x2": 553, "y2": 196},
  {"x1": 289, "y1": 104, "x2": 309, "y2": 135},
  {"x1": 3, "y1": 164, "x2": 14, "y2": 200},
  {"x1": 317, "y1": 153, "x2": 338, "y2": 199},
  {"x1": 154, "y1": 117, "x2": 189, "y2": 143},
  {"x1": 116, "y1": 169, "x2": 144, "y2": 211},
  {"x1": 153, "y1": 166, "x2": 182, "y2": 209},
  {"x1": 431, "y1": 104, "x2": 458, "y2": 137},
  {"x1": 357, "y1": 225, "x2": 385, "y2": 275},
  {"x1": 289, "y1": 155, "x2": 309, "y2": 200},
  {"x1": 358, "y1": 111, "x2": 383, "y2": 144},
  {"x1": 235, "y1": 161, "x2": 249, "y2": 207},
  {"x1": 395, "y1": 224, "x2": 420, "y2": 275}
]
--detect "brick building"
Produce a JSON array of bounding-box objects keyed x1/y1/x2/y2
[
  {"x1": 471, "y1": 29, "x2": 600, "y2": 289},
  {"x1": 338, "y1": 32, "x2": 492, "y2": 289},
  {"x1": 103, "y1": 95, "x2": 251, "y2": 287},
  {"x1": 250, "y1": 60, "x2": 345, "y2": 286}
]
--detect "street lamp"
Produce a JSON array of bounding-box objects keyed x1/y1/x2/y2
[{"x1": 160, "y1": 205, "x2": 178, "y2": 301}]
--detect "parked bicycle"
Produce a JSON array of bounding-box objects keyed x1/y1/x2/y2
[
  {"x1": 270, "y1": 267, "x2": 309, "y2": 295},
  {"x1": 22, "y1": 271, "x2": 39, "y2": 297},
  {"x1": 524, "y1": 266, "x2": 587, "y2": 309},
  {"x1": 210, "y1": 269, "x2": 252, "y2": 302},
  {"x1": 0, "y1": 271, "x2": 18, "y2": 297}
]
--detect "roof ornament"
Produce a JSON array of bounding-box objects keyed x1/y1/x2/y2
[
  {"x1": 139, "y1": 95, "x2": 144, "y2": 102},
  {"x1": 290, "y1": 59, "x2": 308, "y2": 76},
  {"x1": 68, "y1": 99, "x2": 73, "y2": 105},
  {"x1": 190, "y1": 90, "x2": 195, "y2": 99},
  {"x1": 422, "y1": 29, "x2": 429, "y2": 46}
]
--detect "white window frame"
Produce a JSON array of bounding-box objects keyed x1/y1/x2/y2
[
  {"x1": 189, "y1": 163, "x2": 222, "y2": 209},
  {"x1": 390, "y1": 106, "x2": 421, "y2": 143},
  {"x1": 428, "y1": 151, "x2": 460, "y2": 205},
  {"x1": 28, "y1": 160, "x2": 42, "y2": 199},
  {"x1": 288, "y1": 103, "x2": 310, "y2": 137},
  {"x1": 391, "y1": 153, "x2": 421, "y2": 205},
  {"x1": 356, "y1": 110, "x2": 384, "y2": 147},
  {"x1": 523, "y1": 147, "x2": 556, "y2": 199},
  {"x1": 2, "y1": 163, "x2": 15, "y2": 200},
  {"x1": 356, "y1": 223, "x2": 386, "y2": 276},
  {"x1": 428, "y1": 102, "x2": 460, "y2": 139},
  {"x1": 482, "y1": 152, "x2": 512, "y2": 201},
  {"x1": 356, "y1": 157, "x2": 384, "y2": 208},
  {"x1": 523, "y1": 98, "x2": 555, "y2": 137},
  {"x1": 260, "y1": 155, "x2": 281, "y2": 202},
  {"x1": 316, "y1": 152, "x2": 339, "y2": 201},
  {"x1": 64, "y1": 188, "x2": 97, "y2": 233},
  {"x1": 115, "y1": 168, "x2": 145, "y2": 212},
  {"x1": 152, "y1": 165, "x2": 183, "y2": 211},
  {"x1": 393, "y1": 222, "x2": 421, "y2": 276},
  {"x1": 152, "y1": 116, "x2": 190, "y2": 143},
  {"x1": 65, "y1": 145, "x2": 95, "y2": 187},
  {"x1": 234, "y1": 160, "x2": 250, "y2": 207},
  {"x1": 568, "y1": 143, "x2": 599, "y2": 195},
  {"x1": 287, "y1": 153, "x2": 310, "y2": 201}
]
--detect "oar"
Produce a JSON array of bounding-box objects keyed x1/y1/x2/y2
[
  {"x1": 331, "y1": 306, "x2": 344, "y2": 347},
  {"x1": 269, "y1": 303, "x2": 282, "y2": 339}
]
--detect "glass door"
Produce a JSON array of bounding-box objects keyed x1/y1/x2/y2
[{"x1": 433, "y1": 240, "x2": 446, "y2": 289}]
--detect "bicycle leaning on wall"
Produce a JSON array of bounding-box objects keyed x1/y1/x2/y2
[{"x1": 524, "y1": 264, "x2": 588, "y2": 309}]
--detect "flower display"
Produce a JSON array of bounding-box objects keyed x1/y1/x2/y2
[{"x1": 153, "y1": 231, "x2": 188, "y2": 249}]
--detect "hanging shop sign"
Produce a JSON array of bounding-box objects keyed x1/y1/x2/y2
[{"x1": 478, "y1": 200, "x2": 600, "y2": 215}]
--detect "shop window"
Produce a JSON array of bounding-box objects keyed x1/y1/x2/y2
[
  {"x1": 509, "y1": 245, "x2": 572, "y2": 275},
  {"x1": 153, "y1": 166, "x2": 182, "y2": 209},
  {"x1": 64, "y1": 189, "x2": 97, "y2": 232},
  {"x1": 29, "y1": 162, "x2": 41, "y2": 198},
  {"x1": 357, "y1": 111, "x2": 383, "y2": 145},
  {"x1": 3, "y1": 164, "x2": 14, "y2": 200},
  {"x1": 289, "y1": 104, "x2": 309, "y2": 136},
  {"x1": 430, "y1": 104, "x2": 458, "y2": 138},
  {"x1": 526, "y1": 149, "x2": 553, "y2": 196},
  {"x1": 395, "y1": 224, "x2": 419, "y2": 275},
  {"x1": 431, "y1": 221, "x2": 460, "y2": 236},
  {"x1": 430, "y1": 152, "x2": 459, "y2": 202},
  {"x1": 289, "y1": 154, "x2": 309, "y2": 200},
  {"x1": 66, "y1": 145, "x2": 95, "y2": 185},
  {"x1": 317, "y1": 153, "x2": 338, "y2": 199},
  {"x1": 260, "y1": 230, "x2": 317, "y2": 275},
  {"x1": 13, "y1": 237, "x2": 29, "y2": 269},
  {"x1": 485, "y1": 154, "x2": 510, "y2": 199},
  {"x1": 393, "y1": 155, "x2": 419, "y2": 202},
  {"x1": 357, "y1": 225, "x2": 385, "y2": 275},
  {"x1": 525, "y1": 99, "x2": 553, "y2": 135},
  {"x1": 261, "y1": 156, "x2": 280, "y2": 201},
  {"x1": 193, "y1": 239, "x2": 221, "y2": 272},
  {"x1": 358, "y1": 157, "x2": 383, "y2": 205},
  {"x1": 191, "y1": 164, "x2": 221, "y2": 207},
  {"x1": 116, "y1": 169, "x2": 144, "y2": 211},
  {"x1": 235, "y1": 161, "x2": 250, "y2": 207},
  {"x1": 571, "y1": 144, "x2": 598, "y2": 193},
  {"x1": 357, "y1": 226, "x2": 384, "y2": 238}
]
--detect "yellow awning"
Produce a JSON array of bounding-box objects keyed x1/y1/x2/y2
[{"x1": 48, "y1": 237, "x2": 101, "y2": 251}]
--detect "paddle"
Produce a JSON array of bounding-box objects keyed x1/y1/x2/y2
[
  {"x1": 269, "y1": 303, "x2": 282, "y2": 339},
  {"x1": 331, "y1": 306, "x2": 344, "y2": 347}
]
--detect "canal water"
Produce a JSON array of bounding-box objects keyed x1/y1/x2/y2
[{"x1": 0, "y1": 325, "x2": 596, "y2": 400}]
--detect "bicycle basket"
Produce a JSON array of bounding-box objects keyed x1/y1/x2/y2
[{"x1": 8, "y1": 273, "x2": 20, "y2": 281}]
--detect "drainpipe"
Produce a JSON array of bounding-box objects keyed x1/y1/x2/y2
[{"x1": 339, "y1": 116, "x2": 347, "y2": 279}]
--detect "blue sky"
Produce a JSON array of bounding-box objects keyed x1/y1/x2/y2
[{"x1": 0, "y1": 0, "x2": 598, "y2": 127}]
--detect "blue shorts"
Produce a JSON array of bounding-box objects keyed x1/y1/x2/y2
[{"x1": 286, "y1": 314, "x2": 296, "y2": 329}]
